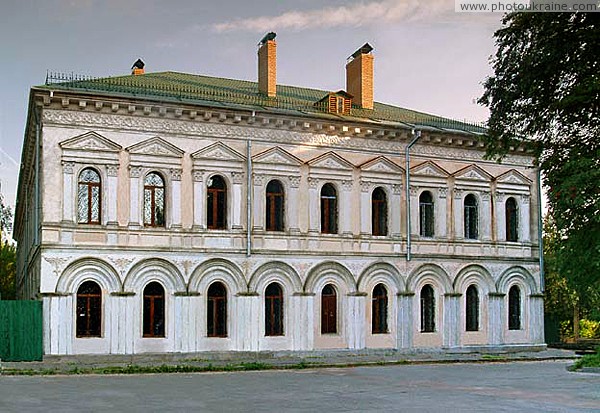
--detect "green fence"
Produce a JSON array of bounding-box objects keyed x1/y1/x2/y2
[{"x1": 0, "y1": 300, "x2": 43, "y2": 361}]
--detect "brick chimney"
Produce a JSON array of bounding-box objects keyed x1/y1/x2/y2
[
  {"x1": 346, "y1": 43, "x2": 374, "y2": 110},
  {"x1": 131, "y1": 58, "x2": 145, "y2": 75},
  {"x1": 258, "y1": 32, "x2": 277, "y2": 97}
]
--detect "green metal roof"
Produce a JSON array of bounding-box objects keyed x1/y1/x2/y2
[{"x1": 42, "y1": 71, "x2": 486, "y2": 134}]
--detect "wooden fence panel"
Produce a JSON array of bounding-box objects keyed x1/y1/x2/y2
[{"x1": 0, "y1": 300, "x2": 43, "y2": 361}]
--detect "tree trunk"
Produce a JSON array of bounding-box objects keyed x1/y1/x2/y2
[{"x1": 573, "y1": 303, "x2": 580, "y2": 341}]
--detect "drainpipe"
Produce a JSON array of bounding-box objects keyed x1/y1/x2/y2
[
  {"x1": 34, "y1": 105, "x2": 41, "y2": 247},
  {"x1": 536, "y1": 167, "x2": 544, "y2": 292},
  {"x1": 405, "y1": 129, "x2": 421, "y2": 261},
  {"x1": 246, "y1": 112, "x2": 254, "y2": 257}
]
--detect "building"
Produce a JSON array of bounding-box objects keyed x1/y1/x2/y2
[{"x1": 14, "y1": 34, "x2": 545, "y2": 355}]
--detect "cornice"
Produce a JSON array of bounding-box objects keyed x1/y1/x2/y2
[{"x1": 38, "y1": 95, "x2": 533, "y2": 166}]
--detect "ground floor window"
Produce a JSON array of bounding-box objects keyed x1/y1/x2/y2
[
  {"x1": 265, "y1": 282, "x2": 284, "y2": 336},
  {"x1": 76, "y1": 281, "x2": 102, "y2": 337},
  {"x1": 143, "y1": 282, "x2": 165, "y2": 337},
  {"x1": 466, "y1": 285, "x2": 479, "y2": 332},
  {"x1": 372, "y1": 284, "x2": 388, "y2": 334},
  {"x1": 207, "y1": 282, "x2": 227, "y2": 337},
  {"x1": 321, "y1": 284, "x2": 337, "y2": 334},
  {"x1": 508, "y1": 285, "x2": 521, "y2": 330},
  {"x1": 421, "y1": 284, "x2": 435, "y2": 332}
]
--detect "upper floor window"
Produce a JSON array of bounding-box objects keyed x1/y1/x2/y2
[
  {"x1": 421, "y1": 284, "x2": 435, "y2": 332},
  {"x1": 143, "y1": 282, "x2": 165, "y2": 338},
  {"x1": 372, "y1": 283, "x2": 388, "y2": 334},
  {"x1": 372, "y1": 187, "x2": 388, "y2": 236},
  {"x1": 464, "y1": 194, "x2": 479, "y2": 239},
  {"x1": 265, "y1": 282, "x2": 284, "y2": 336},
  {"x1": 207, "y1": 175, "x2": 227, "y2": 230},
  {"x1": 207, "y1": 282, "x2": 227, "y2": 338},
  {"x1": 78, "y1": 168, "x2": 101, "y2": 224},
  {"x1": 465, "y1": 285, "x2": 479, "y2": 332},
  {"x1": 266, "y1": 180, "x2": 285, "y2": 232},
  {"x1": 508, "y1": 285, "x2": 521, "y2": 330},
  {"x1": 320, "y1": 183, "x2": 338, "y2": 234},
  {"x1": 506, "y1": 197, "x2": 519, "y2": 242},
  {"x1": 144, "y1": 172, "x2": 165, "y2": 227},
  {"x1": 321, "y1": 284, "x2": 337, "y2": 334},
  {"x1": 76, "y1": 280, "x2": 101, "y2": 337},
  {"x1": 419, "y1": 191, "x2": 434, "y2": 237}
]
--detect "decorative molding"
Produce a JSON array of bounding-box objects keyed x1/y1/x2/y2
[
  {"x1": 438, "y1": 187, "x2": 448, "y2": 198},
  {"x1": 252, "y1": 146, "x2": 303, "y2": 165},
  {"x1": 359, "y1": 156, "x2": 403, "y2": 174},
  {"x1": 109, "y1": 257, "x2": 135, "y2": 276},
  {"x1": 288, "y1": 175, "x2": 301, "y2": 188},
  {"x1": 307, "y1": 151, "x2": 354, "y2": 170},
  {"x1": 59, "y1": 131, "x2": 122, "y2": 152},
  {"x1": 253, "y1": 173, "x2": 265, "y2": 186},
  {"x1": 392, "y1": 184, "x2": 403, "y2": 195},
  {"x1": 411, "y1": 160, "x2": 450, "y2": 177},
  {"x1": 43, "y1": 256, "x2": 70, "y2": 277},
  {"x1": 170, "y1": 168, "x2": 183, "y2": 181},
  {"x1": 127, "y1": 136, "x2": 184, "y2": 158},
  {"x1": 342, "y1": 180, "x2": 353, "y2": 191},
  {"x1": 481, "y1": 190, "x2": 491, "y2": 202},
  {"x1": 42, "y1": 110, "x2": 534, "y2": 165},
  {"x1": 111, "y1": 292, "x2": 136, "y2": 297},
  {"x1": 360, "y1": 180, "x2": 371, "y2": 193},
  {"x1": 192, "y1": 141, "x2": 245, "y2": 162},
  {"x1": 192, "y1": 170, "x2": 204, "y2": 182},
  {"x1": 231, "y1": 172, "x2": 245, "y2": 184},
  {"x1": 308, "y1": 177, "x2": 319, "y2": 189},
  {"x1": 62, "y1": 161, "x2": 75, "y2": 175},
  {"x1": 453, "y1": 188, "x2": 463, "y2": 199},
  {"x1": 453, "y1": 164, "x2": 493, "y2": 181},
  {"x1": 106, "y1": 165, "x2": 119, "y2": 177},
  {"x1": 495, "y1": 191, "x2": 506, "y2": 203},
  {"x1": 129, "y1": 166, "x2": 143, "y2": 178},
  {"x1": 521, "y1": 194, "x2": 531, "y2": 204},
  {"x1": 409, "y1": 186, "x2": 418, "y2": 197}
]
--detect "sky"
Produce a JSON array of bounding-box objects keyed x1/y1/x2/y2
[{"x1": 0, "y1": 0, "x2": 504, "y2": 212}]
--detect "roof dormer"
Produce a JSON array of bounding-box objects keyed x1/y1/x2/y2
[{"x1": 315, "y1": 91, "x2": 353, "y2": 115}]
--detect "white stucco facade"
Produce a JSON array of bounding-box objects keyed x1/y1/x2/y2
[{"x1": 15, "y1": 68, "x2": 545, "y2": 356}]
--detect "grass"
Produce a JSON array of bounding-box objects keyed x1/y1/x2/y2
[{"x1": 573, "y1": 347, "x2": 600, "y2": 370}]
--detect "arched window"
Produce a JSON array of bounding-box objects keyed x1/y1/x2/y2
[
  {"x1": 320, "y1": 183, "x2": 338, "y2": 234},
  {"x1": 265, "y1": 282, "x2": 284, "y2": 336},
  {"x1": 143, "y1": 282, "x2": 165, "y2": 337},
  {"x1": 372, "y1": 283, "x2": 388, "y2": 334},
  {"x1": 419, "y1": 191, "x2": 434, "y2": 237},
  {"x1": 421, "y1": 284, "x2": 435, "y2": 332},
  {"x1": 266, "y1": 180, "x2": 285, "y2": 232},
  {"x1": 144, "y1": 172, "x2": 165, "y2": 227},
  {"x1": 207, "y1": 175, "x2": 227, "y2": 230},
  {"x1": 372, "y1": 187, "x2": 388, "y2": 236},
  {"x1": 466, "y1": 285, "x2": 479, "y2": 332},
  {"x1": 76, "y1": 281, "x2": 101, "y2": 337},
  {"x1": 508, "y1": 285, "x2": 521, "y2": 330},
  {"x1": 321, "y1": 284, "x2": 337, "y2": 334},
  {"x1": 207, "y1": 282, "x2": 227, "y2": 337},
  {"x1": 464, "y1": 194, "x2": 479, "y2": 239},
  {"x1": 506, "y1": 197, "x2": 519, "y2": 242},
  {"x1": 77, "y1": 168, "x2": 101, "y2": 224}
]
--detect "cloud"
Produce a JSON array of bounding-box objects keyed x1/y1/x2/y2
[{"x1": 212, "y1": 0, "x2": 452, "y2": 33}]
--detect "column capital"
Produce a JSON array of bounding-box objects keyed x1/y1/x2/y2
[
  {"x1": 342, "y1": 180, "x2": 353, "y2": 192},
  {"x1": 253, "y1": 173, "x2": 265, "y2": 186},
  {"x1": 192, "y1": 169, "x2": 204, "y2": 182},
  {"x1": 438, "y1": 187, "x2": 447, "y2": 198},
  {"x1": 231, "y1": 171, "x2": 245, "y2": 184},
  {"x1": 308, "y1": 177, "x2": 319, "y2": 189},
  {"x1": 392, "y1": 183, "x2": 403, "y2": 195},
  {"x1": 360, "y1": 180, "x2": 371, "y2": 193},
  {"x1": 129, "y1": 166, "x2": 143, "y2": 178},
  {"x1": 62, "y1": 161, "x2": 75, "y2": 174},
  {"x1": 170, "y1": 168, "x2": 182, "y2": 181},
  {"x1": 106, "y1": 164, "x2": 119, "y2": 177},
  {"x1": 289, "y1": 175, "x2": 301, "y2": 188}
]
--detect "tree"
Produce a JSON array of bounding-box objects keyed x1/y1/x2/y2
[
  {"x1": 479, "y1": 13, "x2": 600, "y2": 308},
  {"x1": 0, "y1": 192, "x2": 16, "y2": 299}
]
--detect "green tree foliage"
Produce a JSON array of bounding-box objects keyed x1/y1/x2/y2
[
  {"x1": 0, "y1": 243, "x2": 16, "y2": 300},
  {"x1": 479, "y1": 13, "x2": 600, "y2": 302}
]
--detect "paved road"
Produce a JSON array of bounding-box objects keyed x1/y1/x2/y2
[{"x1": 1, "y1": 361, "x2": 598, "y2": 412}]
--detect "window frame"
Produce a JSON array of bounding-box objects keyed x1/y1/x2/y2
[
  {"x1": 465, "y1": 285, "x2": 479, "y2": 332},
  {"x1": 76, "y1": 280, "x2": 102, "y2": 338},
  {"x1": 143, "y1": 281, "x2": 166, "y2": 338},
  {"x1": 464, "y1": 194, "x2": 479, "y2": 240},
  {"x1": 77, "y1": 167, "x2": 102, "y2": 225},
  {"x1": 508, "y1": 285, "x2": 521, "y2": 330},
  {"x1": 371, "y1": 283, "x2": 389, "y2": 334},
  {"x1": 371, "y1": 187, "x2": 388, "y2": 236},
  {"x1": 320, "y1": 183, "x2": 338, "y2": 234},
  {"x1": 321, "y1": 284, "x2": 337, "y2": 335},
  {"x1": 143, "y1": 172, "x2": 166, "y2": 228},
  {"x1": 420, "y1": 284, "x2": 436, "y2": 333},
  {"x1": 505, "y1": 197, "x2": 519, "y2": 242},
  {"x1": 265, "y1": 179, "x2": 285, "y2": 232},
  {"x1": 419, "y1": 190, "x2": 435, "y2": 238},
  {"x1": 207, "y1": 175, "x2": 228, "y2": 230},
  {"x1": 207, "y1": 282, "x2": 228, "y2": 338},
  {"x1": 265, "y1": 282, "x2": 284, "y2": 336}
]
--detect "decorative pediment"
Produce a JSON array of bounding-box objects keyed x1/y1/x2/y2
[
  {"x1": 127, "y1": 137, "x2": 184, "y2": 158},
  {"x1": 253, "y1": 147, "x2": 303, "y2": 166},
  {"x1": 60, "y1": 132, "x2": 121, "y2": 152},
  {"x1": 360, "y1": 156, "x2": 403, "y2": 174},
  {"x1": 453, "y1": 164, "x2": 492, "y2": 181},
  {"x1": 191, "y1": 142, "x2": 245, "y2": 162},
  {"x1": 496, "y1": 169, "x2": 532, "y2": 185},
  {"x1": 308, "y1": 151, "x2": 354, "y2": 170},
  {"x1": 411, "y1": 161, "x2": 449, "y2": 177}
]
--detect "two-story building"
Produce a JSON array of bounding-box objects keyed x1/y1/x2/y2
[{"x1": 14, "y1": 34, "x2": 545, "y2": 355}]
